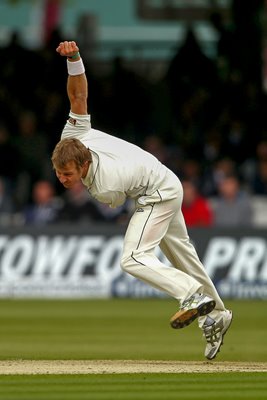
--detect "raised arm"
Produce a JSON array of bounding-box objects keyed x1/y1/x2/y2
[{"x1": 56, "y1": 41, "x2": 88, "y2": 115}]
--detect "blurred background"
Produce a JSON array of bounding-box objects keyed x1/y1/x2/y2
[
  {"x1": 0, "y1": 0, "x2": 267, "y2": 227},
  {"x1": 0, "y1": 0, "x2": 266, "y2": 300}
]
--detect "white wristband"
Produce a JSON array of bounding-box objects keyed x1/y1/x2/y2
[{"x1": 67, "y1": 58, "x2": 85, "y2": 76}]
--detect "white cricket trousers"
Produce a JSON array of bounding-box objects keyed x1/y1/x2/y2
[{"x1": 121, "y1": 182, "x2": 226, "y2": 325}]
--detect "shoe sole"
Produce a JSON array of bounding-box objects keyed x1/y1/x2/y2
[
  {"x1": 206, "y1": 310, "x2": 233, "y2": 360},
  {"x1": 170, "y1": 300, "x2": 216, "y2": 329}
]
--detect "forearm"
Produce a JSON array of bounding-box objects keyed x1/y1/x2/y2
[
  {"x1": 56, "y1": 41, "x2": 88, "y2": 115},
  {"x1": 67, "y1": 72, "x2": 88, "y2": 115}
]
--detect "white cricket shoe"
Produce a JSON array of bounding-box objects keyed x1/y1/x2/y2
[
  {"x1": 170, "y1": 293, "x2": 216, "y2": 329},
  {"x1": 203, "y1": 309, "x2": 233, "y2": 360}
]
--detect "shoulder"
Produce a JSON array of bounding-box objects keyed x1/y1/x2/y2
[{"x1": 61, "y1": 111, "x2": 91, "y2": 140}]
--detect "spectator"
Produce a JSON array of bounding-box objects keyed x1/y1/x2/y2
[
  {"x1": 181, "y1": 180, "x2": 214, "y2": 227},
  {"x1": 165, "y1": 26, "x2": 218, "y2": 139},
  {"x1": 251, "y1": 159, "x2": 267, "y2": 195},
  {"x1": 202, "y1": 157, "x2": 237, "y2": 197},
  {"x1": 143, "y1": 135, "x2": 169, "y2": 164},
  {"x1": 212, "y1": 174, "x2": 253, "y2": 227},
  {"x1": 0, "y1": 123, "x2": 21, "y2": 192},
  {"x1": 221, "y1": 117, "x2": 250, "y2": 164},
  {"x1": 180, "y1": 159, "x2": 203, "y2": 191},
  {"x1": 14, "y1": 110, "x2": 49, "y2": 205},
  {"x1": 23, "y1": 180, "x2": 62, "y2": 225},
  {"x1": 209, "y1": 11, "x2": 237, "y2": 80},
  {"x1": 166, "y1": 27, "x2": 218, "y2": 98},
  {"x1": 0, "y1": 176, "x2": 15, "y2": 226},
  {"x1": 93, "y1": 199, "x2": 132, "y2": 225},
  {"x1": 57, "y1": 180, "x2": 107, "y2": 223},
  {"x1": 0, "y1": 30, "x2": 43, "y2": 110},
  {"x1": 242, "y1": 139, "x2": 267, "y2": 194}
]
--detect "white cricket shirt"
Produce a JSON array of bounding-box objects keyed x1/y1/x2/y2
[{"x1": 61, "y1": 112, "x2": 180, "y2": 208}]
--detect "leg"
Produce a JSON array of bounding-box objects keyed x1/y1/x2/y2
[
  {"x1": 159, "y1": 204, "x2": 233, "y2": 359},
  {"x1": 121, "y1": 198, "x2": 202, "y2": 301},
  {"x1": 159, "y1": 207, "x2": 227, "y2": 326}
]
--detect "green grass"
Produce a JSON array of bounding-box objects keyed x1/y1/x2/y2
[
  {"x1": 0, "y1": 298, "x2": 266, "y2": 400},
  {"x1": 0, "y1": 373, "x2": 266, "y2": 400},
  {"x1": 0, "y1": 298, "x2": 265, "y2": 361}
]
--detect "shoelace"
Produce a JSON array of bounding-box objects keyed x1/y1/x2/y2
[
  {"x1": 203, "y1": 322, "x2": 222, "y2": 346},
  {"x1": 181, "y1": 294, "x2": 202, "y2": 309}
]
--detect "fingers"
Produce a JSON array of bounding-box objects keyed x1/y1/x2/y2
[{"x1": 56, "y1": 41, "x2": 79, "y2": 56}]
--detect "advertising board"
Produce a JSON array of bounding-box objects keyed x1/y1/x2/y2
[{"x1": 0, "y1": 225, "x2": 266, "y2": 299}]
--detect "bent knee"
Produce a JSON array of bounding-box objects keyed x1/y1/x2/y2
[
  {"x1": 120, "y1": 253, "x2": 133, "y2": 272},
  {"x1": 121, "y1": 250, "x2": 144, "y2": 272}
]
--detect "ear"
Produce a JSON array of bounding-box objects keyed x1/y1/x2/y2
[{"x1": 81, "y1": 160, "x2": 90, "y2": 178}]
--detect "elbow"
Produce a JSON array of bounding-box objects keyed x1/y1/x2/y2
[
  {"x1": 69, "y1": 91, "x2": 87, "y2": 104},
  {"x1": 69, "y1": 94, "x2": 88, "y2": 115}
]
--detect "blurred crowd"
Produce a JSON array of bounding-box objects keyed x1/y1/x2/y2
[{"x1": 0, "y1": 10, "x2": 267, "y2": 228}]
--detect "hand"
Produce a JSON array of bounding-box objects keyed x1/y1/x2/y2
[{"x1": 56, "y1": 41, "x2": 79, "y2": 58}]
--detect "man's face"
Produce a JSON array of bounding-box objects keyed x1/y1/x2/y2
[{"x1": 55, "y1": 160, "x2": 86, "y2": 189}]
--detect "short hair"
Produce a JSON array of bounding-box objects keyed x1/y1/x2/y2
[{"x1": 51, "y1": 138, "x2": 92, "y2": 169}]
